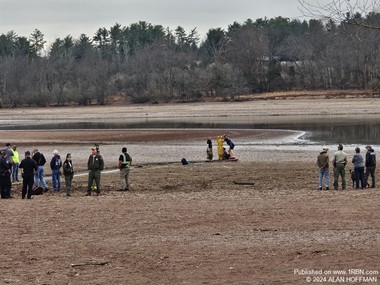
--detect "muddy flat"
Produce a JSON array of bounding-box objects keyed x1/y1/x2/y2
[{"x1": 0, "y1": 98, "x2": 379, "y2": 284}]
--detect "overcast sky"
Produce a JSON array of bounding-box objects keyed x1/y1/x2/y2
[{"x1": 0, "y1": 0, "x2": 327, "y2": 44}]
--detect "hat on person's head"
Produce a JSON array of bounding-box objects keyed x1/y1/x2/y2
[
  {"x1": 366, "y1": 145, "x2": 372, "y2": 149},
  {"x1": 25, "y1": 150, "x2": 30, "y2": 155},
  {"x1": 322, "y1": 146, "x2": 329, "y2": 150},
  {"x1": 122, "y1": 147, "x2": 127, "y2": 153},
  {"x1": 53, "y1": 150, "x2": 59, "y2": 155}
]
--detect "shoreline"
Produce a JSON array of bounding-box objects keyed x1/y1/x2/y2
[
  {"x1": 0, "y1": 97, "x2": 379, "y2": 119},
  {"x1": 0, "y1": 128, "x2": 305, "y2": 172},
  {"x1": 1, "y1": 97, "x2": 379, "y2": 171},
  {"x1": 1, "y1": 98, "x2": 379, "y2": 284},
  {"x1": 1, "y1": 127, "x2": 376, "y2": 173}
]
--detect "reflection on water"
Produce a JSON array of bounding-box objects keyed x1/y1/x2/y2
[{"x1": 2, "y1": 115, "x2": 380, "y2": 145}]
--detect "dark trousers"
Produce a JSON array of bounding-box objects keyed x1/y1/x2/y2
[
  {"x1": 22, "y1": 174, "x2": 34, "y2": 198},
  {"x1": 333, "y1": 164, "x2": 346, "y2": 190},
  {"x1": 88, "y1": 170, "x2": 101, "y2": 194},
  {"x1": 65, "y1": 174, "x2": 73, "y2": 195},
  {"x1": 0, "y1": 174, "x2": 11, "y2": 198},
  {"x1": 365, "y1": 166, "x2": 376, "y2": 187},
  {"x1": 354, "y1": 167, "x2": 365, "y2": 189}
]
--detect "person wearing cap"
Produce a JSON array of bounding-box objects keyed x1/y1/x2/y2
[
  {"x1": 317, "y1": 146, "x2": 330, "y2": 190},
  {"x1": 3, "y1": 143, "x2": 14, "y2": 165},
  {"x1": 63, "y1": 153, "x2": 74, "y2": 197},
  {"x1": 50, "y1": 150, "x2": 62, "y2": 192},
  {"x1": 87, "y1": 146, "x2": 104, "y2": 196},
  {"x1": 364, "y1": 145, "x2": 376, "y2": 188},
  {"x1": 352, "y1": 147, "x2": 365, "y2": 189},
  {"x1": 32, "y1": 149, "x2": 49, "y2": 191},
  {"x1": 19, "y1": 151, "x2": 37, "y2": 199},
  {"x1": 0, "y1": 150, "x2": 12, "y2": 199},
  {"x1": 11, "y1": 145, "x2": 20, "y2": 182},
  {"x1": 332, "y1": 143, "x2": 348, "y2": 190},
  {"x1": 118, "y1": 147, "x2": 132, "y2": 191}
]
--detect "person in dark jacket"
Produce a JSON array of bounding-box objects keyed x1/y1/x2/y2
[
  {"x1": 223, "y1": 134, "x2": 235, "y2": 158},
  {"x1": 63, "y1": 153, "x2": 74, "y2": 197},
  {"x1": 87, "y1": 147, "x2": 104, "y2": 196},
  {"x1": 50, "y1": 150, "x2": 62, "y2": 192},
  {"x1": 19, "y1": 150, "x2": 38, "y2": 199},
  {"x1": 1, "y1": 144, "x2": 13, "y2": 197},
  {"x1": 364, "y1": 145, "x2": 376, "y2": 188},
  {"x1": 222, "y1": 147, "x2": 230, "y2": 160},
  {"x1": 352, "y1": 146, "x2": 365, "y2": 189},
  {"x1": 32, "y1": 149, "x2": 49, "y2": 191},
  {"x1": 206, "y1": 138, "x2": 213, "y2": 161},
  {"x1": 0, "y1": 150, "x2": 12, "y2": 199}
]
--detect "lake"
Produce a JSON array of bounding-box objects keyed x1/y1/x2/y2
[{"x1": 2, "y1": 114, "x2": 380, "y2": 145}]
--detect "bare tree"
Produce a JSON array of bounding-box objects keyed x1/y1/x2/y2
[
  {"x1": 226, "y1": 25, "x2": 269, "y2": 92},
  {"x1": 299, "y1": 0, "x2": 380, "y2": 29},
  {"x1": 299, "y1": 0, "x2": 380, "y2": 90}
]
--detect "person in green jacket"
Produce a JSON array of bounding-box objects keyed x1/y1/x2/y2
[
  {"x1": 332, "y1": 143, "x2": 348, "y2": 190},
  {"x1": 87, "y1": 147, "x2": 104, "y2": 196}
]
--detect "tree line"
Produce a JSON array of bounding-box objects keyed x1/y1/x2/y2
[{"x1": 1, "y1": 13, "x2": 380, "y2": 107}]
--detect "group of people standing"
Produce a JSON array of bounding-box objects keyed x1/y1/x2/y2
[
  {"x1": 0, "y1": 145, "x2": 75, "y2": 199},
  {"x1": 0, "y1": 144, "x2": 132, "y2": 199},
  {"x1": 28, "y1": 149, "x2": 75, "y2": 197},
  {"x1": 317, "y1": 144, "x2": 376, "y2": 190}
]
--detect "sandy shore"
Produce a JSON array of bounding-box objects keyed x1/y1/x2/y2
[
  {"x1": 1, "y1": 97, "x2": 380, "y2": 120},
  {"x1": 0, "y1": 98, "x2": 379, "y2": 284}
]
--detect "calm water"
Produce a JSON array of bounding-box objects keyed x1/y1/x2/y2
[{"x1": 3, "y1": 115, "x2": 380, "y2": 145}]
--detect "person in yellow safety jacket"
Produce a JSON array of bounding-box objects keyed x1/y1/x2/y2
[
  {"x1": 11, "y1": 145, "x2": 20, "y2": 182},
  {"x1": 217, "y1": 136, "x2": 224, "y2": 160},
  {"x1": 118, "y1": 147, "x2": 132, "y2": 191}
]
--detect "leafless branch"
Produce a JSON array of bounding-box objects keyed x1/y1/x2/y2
[{"x1": 298, "y1": 0, "x2": 380, "y2": 29}]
